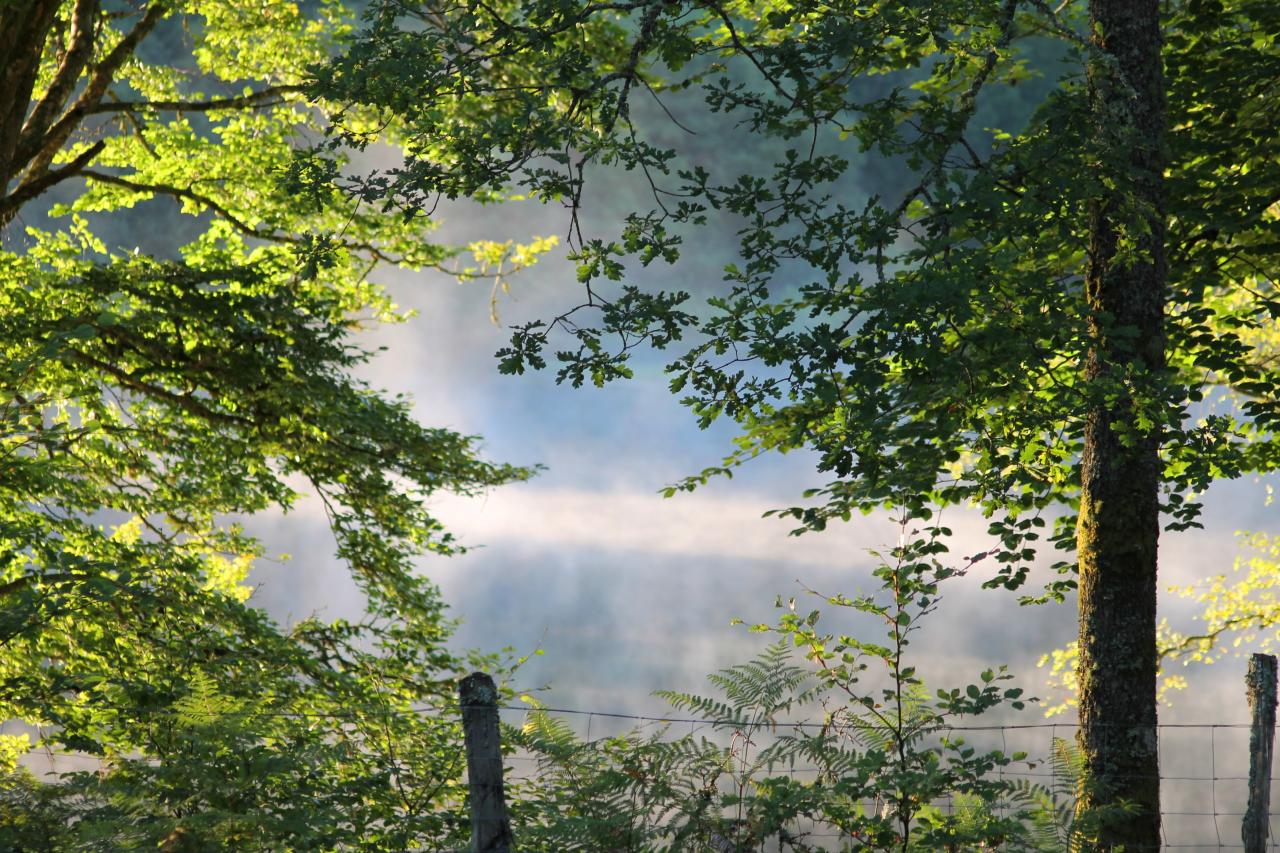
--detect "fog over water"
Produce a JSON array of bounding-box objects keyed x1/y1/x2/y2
[
  {"x1": 244, "y1": 206, "x2": 1276, "y2": 724},
  {"x1": 236, "y1": 210, "x2": 1275, "y2": 847},
  {"x1": 248, "y1": 126, "x2": 1280, "y2": 725}
]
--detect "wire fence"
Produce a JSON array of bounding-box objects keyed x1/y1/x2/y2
[
  {"x1": 475, "y1": 704, "x2": 1277, "y2": 852},
  {"x1": 9, "y1": 701, "x2": 1278, "y2": 851}
]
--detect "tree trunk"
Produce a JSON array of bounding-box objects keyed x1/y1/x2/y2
[
  {"x1": 0, "y1": 0, "x2": 60, "y2": 190},
  {"x1": 1076, "y1": 0, "x2": 1167, "y2": 848}
]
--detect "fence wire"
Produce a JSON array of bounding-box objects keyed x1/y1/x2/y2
[
  {"x1": 486, "y1": 705, "x2": 1277, "y2": 852},
  {"x1": 8, "y1": 704, "x2": 1277, "y2": 852}
]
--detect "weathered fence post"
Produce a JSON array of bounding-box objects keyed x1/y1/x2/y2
[
  {"x1": 1243, "y1": 653, "x2": 1277, "y2": 853},
  {"x1": 460, "y1": 672, "x2": 513, "y2": 853}
]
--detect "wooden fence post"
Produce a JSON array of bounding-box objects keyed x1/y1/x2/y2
[
  {"x1": 460, "y1": 672, "x2": 513, "y2": 853},
  {"x1": 1243, "y1": 653, "x2": 1277, "y2": 853}
]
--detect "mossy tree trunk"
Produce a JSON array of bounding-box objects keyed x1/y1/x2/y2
[{"x1": 1077, "y1": 0, "x2": 1167, "y2": 847}]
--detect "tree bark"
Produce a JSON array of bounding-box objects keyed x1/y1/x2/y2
[
  {"x1": 1076, "y1": 0, "x2": 1167, "y2": 848},
  {"x1": 0, "y1": 0, "x2": 61, "y2": 190}
]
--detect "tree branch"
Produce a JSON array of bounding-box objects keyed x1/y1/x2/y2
[
  {"x1": 0, "y1": 140, "x2": 105, "y2": 224},
  {"x1": 0, "y1": 0, "x2": 62, "y2": 186},
  {"x1": 83, "y1": 84, "x2": 307, "y2": 115},
  {"x1": 891, "y1": 0, "x2": 1020, "y2": 221},
  {"x1": 16, "y1": 2, "x2": 167, "y2": 183},
  {"x1": 68, "y1": 347, "x2": 253, "y2": 429},
  {"x1": 79, "y1": 168, "x2": 276, "y2": 239},
  {"x1": 79, "y1": 169, "x2": 407, "y2": 265},
  {"x1": 0, "y1": 572, "x2": 78, "y2": 600},
  {"x1": 20, "y1": 0, "x2": 101, "y2": 149}
]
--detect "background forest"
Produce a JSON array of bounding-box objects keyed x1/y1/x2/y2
[{"x1": 1, "y1": 0, "x2": 1278, "y2": 850}]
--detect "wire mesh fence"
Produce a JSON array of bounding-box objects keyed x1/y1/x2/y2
[
  {"x1": 7, "y1": 701, "x2": 1278, "y2": 850},
  {"x1": 483, "y1": 704, "x2": 1279, "y2": 852}
]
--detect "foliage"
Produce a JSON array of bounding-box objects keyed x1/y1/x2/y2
[
  {"x1": 0, "y1": 0, "x2": 545, "y2": 847},
  {"x1": 1010, "y1": 737, "x2": 1139, "y2": 851},
  {"x1": 318, "y1": 0, "x2": 1280, "y2": 597},
  {"x1": 1040, "y1": 529, "x2": 1280, "y2": 713},
  {"x1": 317, "y1": 3, "x2": 1278, "y2": 837},
  {"x1": 507, "y1": 521, "x2": 1083, "y2": 851}
]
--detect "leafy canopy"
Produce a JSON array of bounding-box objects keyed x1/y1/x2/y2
[
  {"x1": 319, "y1": 0, "x2": 1280, "y2": 604},
  {"x1": 0, "y1": 0, "x2": 545, "y2": 847}
]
